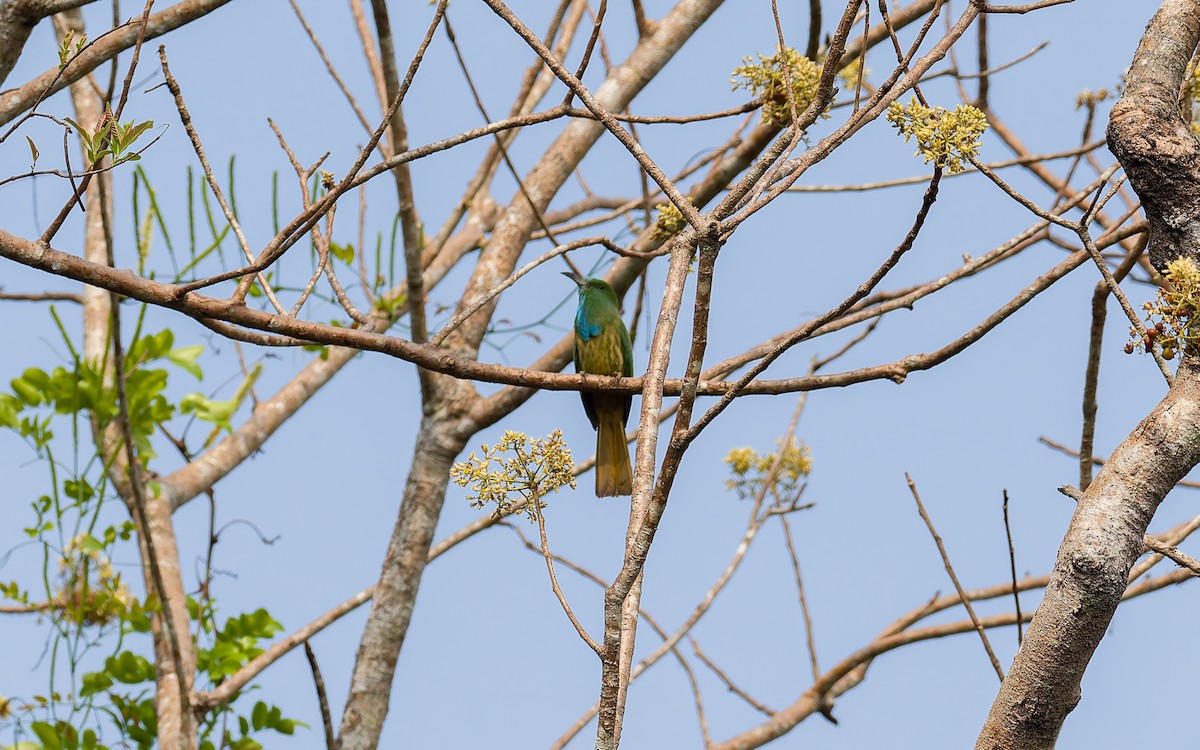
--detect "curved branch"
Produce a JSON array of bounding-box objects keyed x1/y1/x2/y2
[{"x1": 0, "y1": 0, "x2": 233, "y2": 129}]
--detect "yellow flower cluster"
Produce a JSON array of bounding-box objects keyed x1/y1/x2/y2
[
  {"x1": 450, "y1": 430, "x2": 576, "y2": 519},
  {"x1": 886, "y1": 97, "x2": 989, "y2": 174},
  {"x1": 723, "y1": 437, "x2": 812, "y2": 501},
  {"x1": 1129, "y1": 257, "x2": 1200, "y2": 360},
  {"x1": 650, "y1": 201, "x2": 688, "y2": 242},
  {"x1": 54, "y1": 534, "x2": 135, "y2": 626},
  {"x1": 732, "y1": 46, "x2": 822, "y2": 125}
]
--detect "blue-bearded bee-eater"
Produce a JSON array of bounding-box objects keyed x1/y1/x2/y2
[{"x1": 564, "y1": 271, "x2": 634, "y2": 497}]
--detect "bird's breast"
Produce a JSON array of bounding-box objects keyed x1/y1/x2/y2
[{"x1": 576, "y1": 327, "x2": 626, "y2": 374}]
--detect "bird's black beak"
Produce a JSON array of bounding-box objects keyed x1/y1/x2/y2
[{"x1": 562, "y1": 270, "x2": 586, "y2": 287}]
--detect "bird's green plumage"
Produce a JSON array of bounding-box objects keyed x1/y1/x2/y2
[{"x1": 566, "y1": 272, "x2": 633, "y2": 497}]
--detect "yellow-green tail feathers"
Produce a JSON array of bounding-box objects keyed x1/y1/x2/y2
[{"x1": 596, "y1": 408, "x2": 633, "y2": 497}]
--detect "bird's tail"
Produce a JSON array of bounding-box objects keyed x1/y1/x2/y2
[{"x1": 596, "y1": 409, "x2": 633, "y2": 497}]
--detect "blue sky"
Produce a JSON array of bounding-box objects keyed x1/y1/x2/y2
[{"x1": 1, "y1": 1, "x2": 1195, "y2": 748}]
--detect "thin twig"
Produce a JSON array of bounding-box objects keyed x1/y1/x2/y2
[
  {"x1": 303, "y1": 642, "x2": 336, "y2": 750},
  {"x1": 691, "y1": 638, "x2": 775, "y2": 717},
  {"x1": 1079, "y1": 283, "x2": 1105, "y2": 491},
  {"x1": 984, "y1": 0, "x2": 1073, "y2": 13},
  {"x1": 1143, "y1": 536, "x2": 1200, "y2": 577},
  {"x1": 686, "y1": 167, "x2": 943, "y2": 444},
  {"x1": 1002, "y1": 489, "x2": 1022, "y2": 644},
  {"x1": 371, "y1": 0, "x2": 432, "y2": 348},
  {"x1": 442, "y1": 12, "x2": 570, "y2": 251},
  {"x1": 532, "y1": 498, "x2": 603, "y2": 654},
  {"x1": 905, "y1": 473, "x2": 1005, "y2": 682},
  {"x1": 288, "y1": 0, "x2": 378, "y2": 141},
  {"x1": 0, "y1": 289, "x2": 83, "y2": 302},
  {"x1": 158, "y1": 46, "x2": 285, "y2": 313},
  {"x1": 770, "y1": 395, "x2": 825, "y2": 694},
  {"x1": 1079, "y1": 226, "x2": 1173, "y2": 385},
  {"x1": 786, "y1": 141, "x2": 1103, "y2": 192},
  {"x1": 1039, "y1": 435, "x2": 1200, "y2": 491}
]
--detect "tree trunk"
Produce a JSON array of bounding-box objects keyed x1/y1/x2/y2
[
  {"x1": 335, "y1": 402, "x2": 471, "y2": 750},
  {"x1": 977, "y1": 5, "x2": 1200, "y2": 746}
]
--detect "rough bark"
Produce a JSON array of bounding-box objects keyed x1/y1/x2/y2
[
  {"x1": 975, "y1": 360, "x2": 1200, "y2": 749},
  {"x1": 1107, "y1": 0, "x2": 1200, "y2": 271},
  {"x1": 978, "y1": 3, "x2": 1200, "y2": 746},
  {"x1": 334, "y1": 401, "x2": 471, "y2": 750}
]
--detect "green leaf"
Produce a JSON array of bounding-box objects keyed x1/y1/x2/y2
[
  {"x1": 105, "y1": 651, "x2": 155, "y2": 684},
  {"x1": 77, "y1": 534, "x2": 104, "y2": 554},
  {"x1": 30, "y1": 722, "x2": 62, "y2": 750},
  {"x1": 180, "y1": 364, "x2": 261, "y2": 432},
  {"x1": 166, "y1": 344, "x2": 204, "y2": 379},
  {"x1": 62, "y1": 117, "x2": 85, "y2": 137},
  {"x1": 330, "y1": 241, "x2": 355, "y2": 265},
  {"x1": 251, "y1": 701, "x2": 267, "y2": 731},
  {"x1": 0, "y1": 393, "x2": 23, "y2": 427},
  {"x1": 124, "y1": 120, "x2": 154, "y2": 145},
  {"x1": 11, "y1": 376, "x2": 45, "y2": 406},
  {"x1": 79, "y1": 670, "x2": 114, "y2": 697},
  {"x1": 64, "y1": 479, "x2": 95, "y2": 503}
]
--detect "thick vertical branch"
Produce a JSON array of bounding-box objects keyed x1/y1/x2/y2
[
  {"x1": 598, "y1": 227, "x2": 719, "y2": 750},
  {"x1": 976, "y1": 363, "x2": 1200, "y2": 749},
  {"x1": 54, "y1": 9, "x2": 197, "y2": 749},
  {"x1": 979, "y1": 3, "x2": 1200, "y2": 747},
  {"x1": 370, "y1": 0, "x2": 433, "y2": 353},
  {"x1": 335, "y1": 410, "x2": 470, "y2": 750}
]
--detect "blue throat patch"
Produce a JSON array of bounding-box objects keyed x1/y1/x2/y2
[{"x1": 576, "y1": 294, "x2": 602, "y2": 341}]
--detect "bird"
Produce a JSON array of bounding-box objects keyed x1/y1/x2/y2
[{"x1": 564, "y1": 270, "x2": 633, "y2": 497}]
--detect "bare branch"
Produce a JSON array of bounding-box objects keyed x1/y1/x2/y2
[
  {"x1": 303, "y1": 642, "x2": 336, "y2": 750},
  {"x1": 906, "y1": 473, "x2": 1005, "y2": 681},
  {"x1": 0, "y1": 0, "x2": 231, "y2": 130}
]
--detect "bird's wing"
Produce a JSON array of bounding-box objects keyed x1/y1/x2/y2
[{"x1": 619, "y1": 317, "x2": 634, "y2": 424}]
